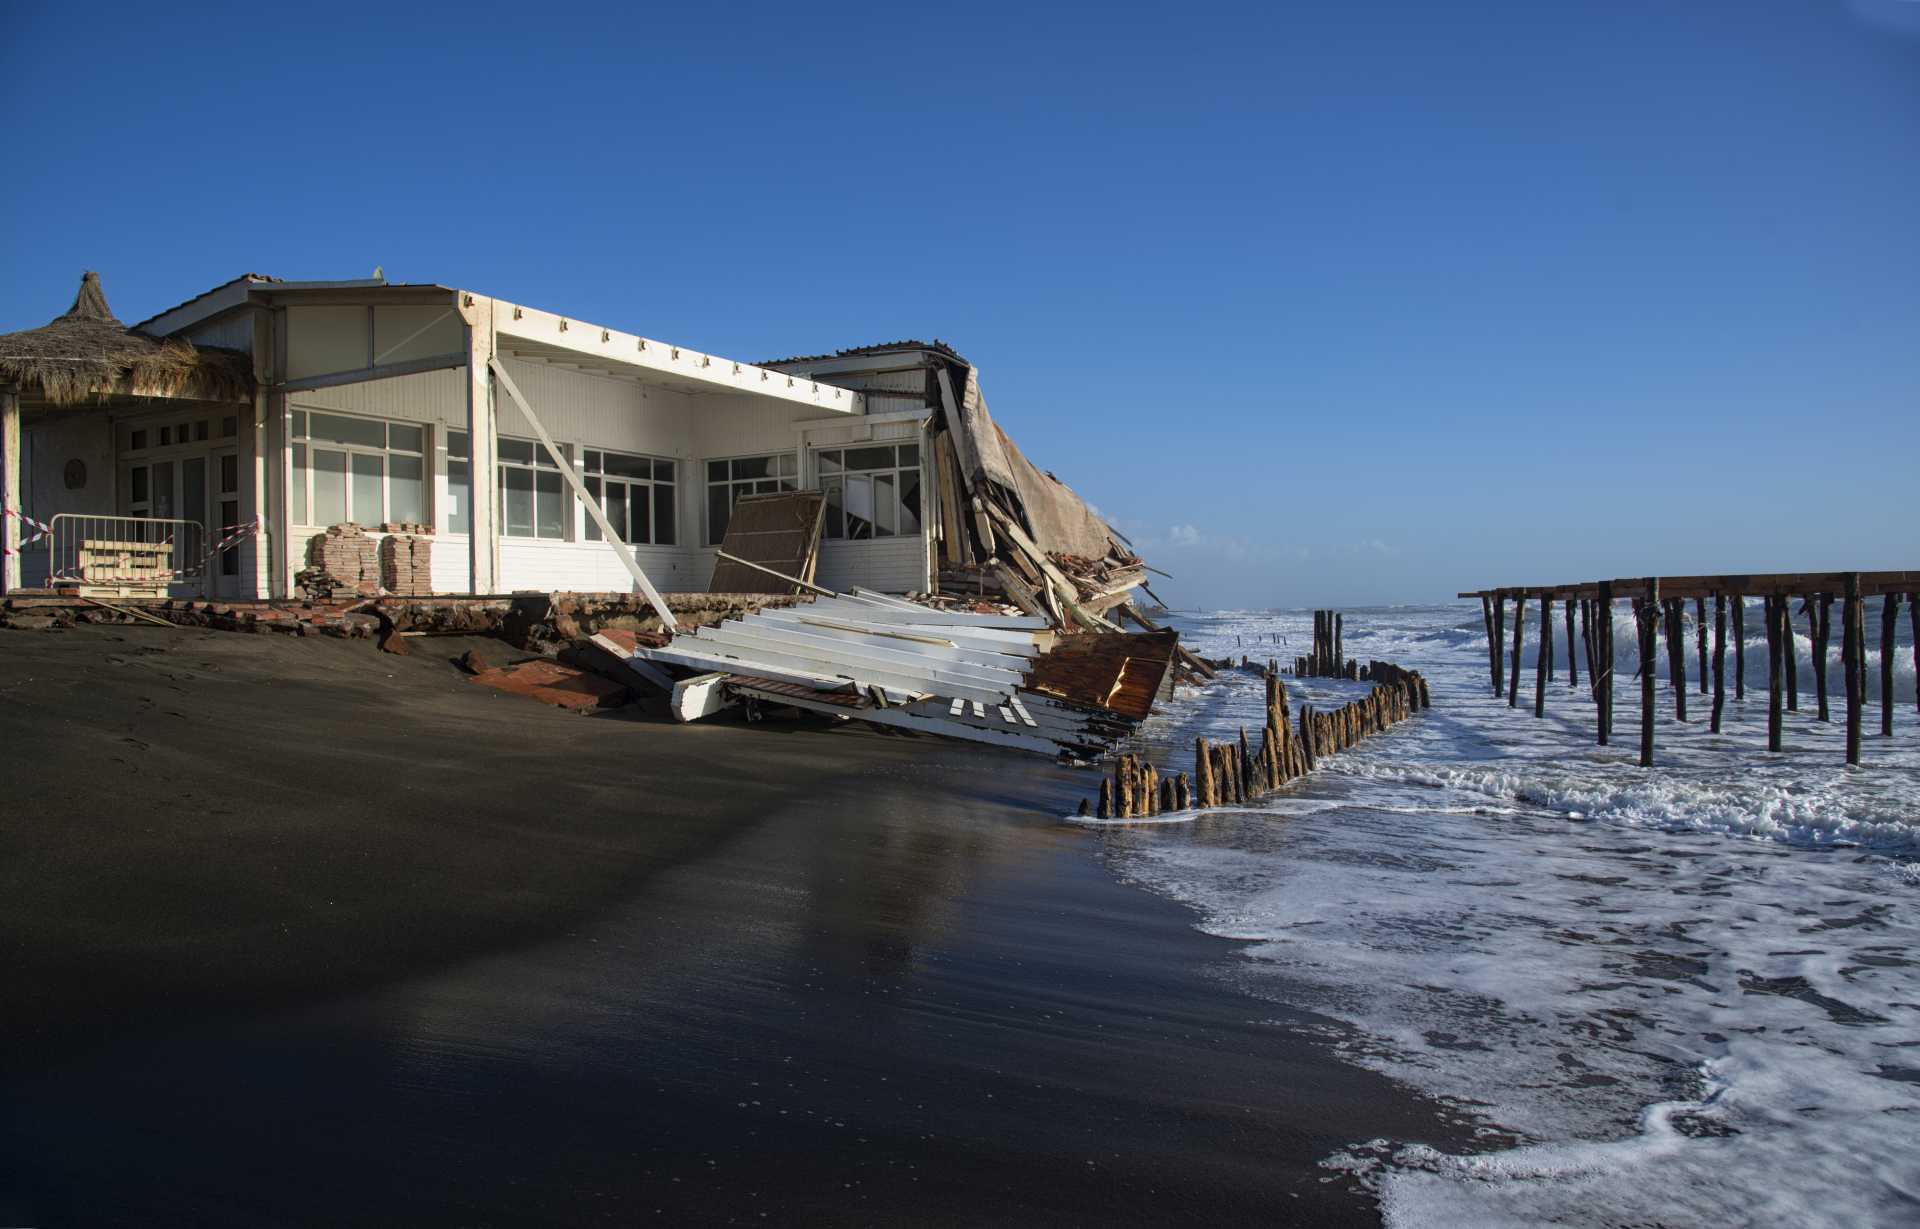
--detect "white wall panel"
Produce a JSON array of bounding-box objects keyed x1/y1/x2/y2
[
  {"x1": 293, "y1": 368, "x2": 465, "y2": 425},
  {"x1": 494, "y1": 357, "x2": 693, "y2": 457},
  {"x1": 285, "y1": 305, "x2": 369, "y2": 379},
  {"x1": 499, "y1": 540, "x2": 696, "y2": 594},
  {"x1": 181, "y1": 311, "x2": 255, "y2": 355}
]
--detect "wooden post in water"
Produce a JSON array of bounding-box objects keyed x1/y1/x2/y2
[
  {"x1": 1598, "y1": 583, "x2": 1614, "y2": 746},
  {"x1": 1509, "y1": 593, "x2": 1526, "y2": 708},
  {"x1": 1194, "y1": 737, "x2": 1214, "y2": 808},
  {"x1": 1733, "y1": 596, "x2": 1746, "y2": 700},
  {"x1": 1481, "y1": 594, "x2": 1498, "y2": 694},
  {"x1": 1711, "y1": 592, "x2": 1726, "y2": 733},
  {"x1": 1765, "y1": 596, "x2": 1784, "y2": 753},
  {"x1": 1844, "y1": 574, "x2": 1863, "y2": 766},
  {"x1": 1882, "y1": 594, "x2": 1899, "y2": 738},
  {"x1": 1637, "y1": 585, "x2": 1658, "y2": 767},
  {"x1": 1579, "y1": 598, "x2": 1595, "y2": 696},
  {"x1": 1566, "y1": 597, "x2": 1578, "y2": 689},
  {"x1": 1492, "y1": 592, "x2": 1507, "y2": 696},
  {"x1": 1783, "y1": 597, "x2": 1799, "y2": 712},
  {"x1": 1911, "y1": 592, "x2": 1919, "y2": 717},
  {"x1": 1695, "y1": 597, "x2": 1709, "y2": 695},
  {"x1": 1535, "y1": 595, "x2": 1552, "y2": 718},
  {"x1": 1810, "y1": 596, "x2": 1832, "y2": 723},
  {"x1": 1662, "y1": 597, "x2": 1688, "y2": 722}
]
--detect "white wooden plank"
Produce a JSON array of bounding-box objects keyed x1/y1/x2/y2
[
  {"x1": 694, "y1": 625, "x2": 1023, "y2": 698},
  {"x1": 754, "y1": 607, "x2": 1047, "y2": 652},
  {"x1": 728, "y1": 684, "x2": 1072, "y2": 757},
  {"x1": 686, "y1": 627, "x2": 1013, "y2": 705},
  {"x1": 971, "y1": 701, "x2": 985, "y2": 718},
  {"x1": 949, "y1": 697, "x2": 966, "y2": 716},
  {"x1": 671, "y1": 673, "x2": 734, "y2": 722},
  {"x1": 634, "y1": 645, "x2": 916, "y2": 703}
]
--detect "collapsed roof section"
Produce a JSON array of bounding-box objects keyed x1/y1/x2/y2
[{"x1": 762, "y1": 343, "x2": 1150, "y2": 629}]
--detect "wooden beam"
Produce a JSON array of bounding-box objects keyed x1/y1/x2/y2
[
  {"x1": 488, "y1": 357, "x2": 676, "y2": 630},
  {"x1": 1597, "y1": 583, "x2": 1613, "y2": 745},
  {"x1": 1811, "y1": 595, "x2": 1832, "y2": 722},
  {"x1": 1565, "y1": 597, "x2": 1578, "y2": 690},
  {"x1": 1663, "y1": 597, "x2": 1688, "y2": 722},
  {"x1": 273, "y1": 352, "x2": 466, "y2": 393},
  {"x1": 1784, "y1": 595, "x2": 1799, "y2": 712},
  {"x1": 1733, "y1": 595, "x2": 1746, "y2": 701}
]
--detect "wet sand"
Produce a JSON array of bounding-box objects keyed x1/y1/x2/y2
[{"x1": 1, "y1": 625, "x2": 1463, "y2": 1225}]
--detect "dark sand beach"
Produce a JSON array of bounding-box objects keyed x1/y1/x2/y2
[{"x1": 1, "y1": 626, "x2": 1462, "y2": 1226}]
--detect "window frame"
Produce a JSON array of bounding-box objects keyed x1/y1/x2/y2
[
  {"x1": 814, "y1": 444, "x2": 921, "y2": 542},
  {"x1": 289, "y1": 408, "x2": 430, "y2": 529},
  {"x1": 495, "y1": 435, "x2": 573, "y2": 541},
  {"x1": 583, "y1": 449, "x2": 677, "y2": 547},
  {"x1": 704, "y1": 452, "x2": 799, "y2": 546}
]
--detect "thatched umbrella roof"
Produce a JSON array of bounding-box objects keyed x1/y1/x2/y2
[{"x1": 0, "y1": 271, "x2": 253, "y2": 406}]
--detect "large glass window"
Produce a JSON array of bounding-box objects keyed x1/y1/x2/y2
[
  {"x1": 816, "y1": 444, "x2": 920, "y2": 540},
  {"x1": 291, "y1": 410, "x2": 429, "y2": 528},
  {"x1": 496, "y1": 437, "x2": 572, "y2": 540},
  {"x1": 584, "y1": 450, "x2": 676, "y2": 546},
  {"x1": 704, "y1": 453, "x2": 798, "y2": 545}
]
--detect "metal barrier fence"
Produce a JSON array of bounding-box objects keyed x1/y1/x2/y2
[{"x1": 49, "y1": 514, "x2": 208, "y2": 598}]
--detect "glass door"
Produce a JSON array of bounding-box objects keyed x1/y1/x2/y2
[{"x1": 212, "y1": 448, "x2": 242, "y2": 596}]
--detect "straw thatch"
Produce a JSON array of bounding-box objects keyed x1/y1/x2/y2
[{"x1": 0, "y1": 271, "x2": 253, "y2": 406}]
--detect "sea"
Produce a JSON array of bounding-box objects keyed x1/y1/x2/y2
[{"x1": 1078, "y1": 603, "x2": 1919, "y2": 1227}]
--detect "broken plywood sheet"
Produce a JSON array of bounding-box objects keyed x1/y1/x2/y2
[
  {"x1": 707, "y1": 491, "x2": 827, "y2": 594},
  {"x1": 469, "y1": 659, "x2": 629, "y2": 711},
  {"x1": 1022, "y1": 629, "x2": 1179, "y2": 720}
]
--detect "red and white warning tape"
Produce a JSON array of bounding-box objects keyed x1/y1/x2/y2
[{"x1": 2, "y1": 505, "x2": 53, "y2": 556}]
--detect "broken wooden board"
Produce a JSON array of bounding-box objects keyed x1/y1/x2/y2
[
  {"x1": 707, "y1": 491, "x2": 827, "y2": 594},
  {"x1": 469, "y1": 659, "x2": 630, "y2": 711}
]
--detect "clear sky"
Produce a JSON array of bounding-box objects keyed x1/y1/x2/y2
[{"x1": 4, "y1": 1, "x2": 1915, "y2": 608}]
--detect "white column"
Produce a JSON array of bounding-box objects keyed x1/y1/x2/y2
[
  {"x1": 2, "y1": 387, "x2": 20, "y2": 593},
  {"x1": 457, "y1": 294, "x2": 497, "y2": 595}
]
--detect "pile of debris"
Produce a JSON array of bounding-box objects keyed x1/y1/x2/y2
[
  {"x1": 297, "y1": 524, "x2": 380, "y2": 600},
  {"x1": 595, "y1": 588, "x2": 1178, "y2": 760},
  {"x1": 378, "y1": 524, "x2": 434, "y2": 597}
]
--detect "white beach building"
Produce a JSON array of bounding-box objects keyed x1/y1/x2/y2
[{"x1": 2, "y1": 272, "x2": 958, "y2": 600}]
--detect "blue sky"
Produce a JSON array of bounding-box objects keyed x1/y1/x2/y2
[{"x1": 4, "y1": 1, "x2": 1915, "y2": 608}]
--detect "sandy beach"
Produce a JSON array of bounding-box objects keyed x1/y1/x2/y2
[{"x1": 0, "y1": 625, "x2": 1465, "y2": 1226}]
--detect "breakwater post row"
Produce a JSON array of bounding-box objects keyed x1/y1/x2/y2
[
  {"x1": 1463, "y1": 571, "x2": 1918, "y2": 768},
  {"x1": 1083, "y1": 657, "x2": 1431, "y2": 819}
]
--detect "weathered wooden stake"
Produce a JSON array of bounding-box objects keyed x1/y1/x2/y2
[
  {"x1": 1637, "y1": 587, "x2": 1657, "y2": 767},
  {"x1": 1809, "y1": 596, "x2": 1831, "y2": 723},
  {"x1": 1598, "y1": 583, "x2": 1614, "y2": 746},
  {"x1": 1911, "y1": 591, "x2": 1919, "y2": 717},
  {"x1": 1565, "y1": 596, "x2": 1578, "y2": 690},
  {"x1": 1194, "y1": 738, "x2": 1214, "y2": 808},
  {"x1": 1711, "y1": 592, "x2": 1726, "y2": 734},
  {"x1": 1766, "y1": 596, "x2": 1784, "y2": 753},
  {"x1": 1535, "y1": 595, "x2": 1551, "y2": 718},
  {"x1": 1509, "y1": 594, "x2": 1525, "y2": 708},
  {"x1": 1733, "y1": 596, "x2": 1746, "y2": 700},
  {"x1": 1882, "y1": 593, "x2": 1899, "y2": 738},
  {"x1": 1492, "y1": 591, "x2": 1507, "y2": 695},
  {"x1": 1662, "y1": 597, "x2": 1688, "y2": 723},
  {"x1": 1844, "y1": 574, "x2": 1862, "y2": 766},
  {"x1": 1783, "y1": 597, "x2": 1799, "y2": 713},
  {"x1": 1481, "y1": 594, "x2": 1498, "y2": 693},
  {"x1": 1097, "y1": 777, "x2": 1113, "y2": 819},
  {"x1": 1695, "y1": 597, "x2": 1709, "y2": 695}
]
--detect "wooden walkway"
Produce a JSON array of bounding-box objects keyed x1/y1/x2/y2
[{"x1": 1458, "y1": 572, "x2": 1918, "y2": 767}]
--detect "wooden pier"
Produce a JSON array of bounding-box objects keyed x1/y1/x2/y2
[{"x1": 1461, "y1": 572, "x2": 1917, "y2": 767}]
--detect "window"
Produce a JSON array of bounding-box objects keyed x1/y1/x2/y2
[
  {"x1": 130, "y1": 428, "x2": 148, "y2": 451},
  {"x1": 291, "y1": 410, "x2": 428, "y2": 527},
  {"x1": 816, "y1": 444, "x2": 920, "y2": 540},
  {"x1": 446, "y1": 431, "x2": 471, "y2": 535},
  {"x1": 705, "y1": 453, "x2": 797, "y2": 545},
  {"x1": 497, "y1": 437, "x2": 570, "y2": 540},
  {"x1": 585, "y1": 450, "x2": 676, "y2": 546}
]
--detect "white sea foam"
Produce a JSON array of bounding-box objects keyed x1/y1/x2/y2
[{"x1": 1095, "y1": 604, "x2": 1920, "y2": 1227}]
